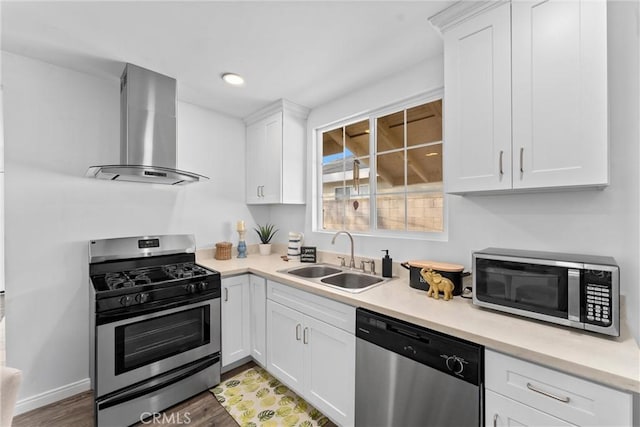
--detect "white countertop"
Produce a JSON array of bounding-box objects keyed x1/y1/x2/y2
[{"x1": 197, "y1": 251, "x2": 640, "y2": 394}]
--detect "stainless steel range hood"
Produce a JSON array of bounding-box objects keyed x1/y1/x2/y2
[{"x1": 86, "y1": 64, "x2": 208, "y2": 185}]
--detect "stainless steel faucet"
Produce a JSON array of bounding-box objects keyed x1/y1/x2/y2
[{"x1": 331, "y1": 230, "x2": 356, "y2": 269}]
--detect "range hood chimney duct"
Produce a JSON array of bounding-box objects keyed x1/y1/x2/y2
[{"x1": 86, "y1": 64, "x2": 208, "y2": 185}]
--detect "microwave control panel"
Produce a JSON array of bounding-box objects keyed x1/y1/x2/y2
[{"x1": 583, "y1": 270, "x2": 612, "y2": 326}]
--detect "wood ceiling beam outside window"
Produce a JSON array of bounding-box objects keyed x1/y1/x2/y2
[{"x1": 324, "y1": 130, "x2": 395, "y2": 186}]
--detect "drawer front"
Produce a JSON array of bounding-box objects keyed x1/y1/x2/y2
[
  {"x1": 267, "y1": 280, "x2": 355, "y2": 334},
  {"x1": 485, "y1": 349, "x2": 632, "y2": 426},
  {"x1": 486, "y1": 389, "x2": 576, "y2": 427}
]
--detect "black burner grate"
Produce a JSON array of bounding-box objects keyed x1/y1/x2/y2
[{"x1": 92, "y1": 262, "x2": 212, "y2": 292}]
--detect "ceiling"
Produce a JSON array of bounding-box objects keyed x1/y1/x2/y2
[{"x1": 1, "y1": 1, "x2": 450, "y2": 118}]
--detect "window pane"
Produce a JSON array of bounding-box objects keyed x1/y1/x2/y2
[
  {"x1": 322, "y1": 128, "x2": 344, "y2": 231},
  {"x1": 376, "y1": 194, "x2": 405, "y2": 231},
  {"x1": 407, "y1": 193, "x2": 444, "y2": 232},
  {"x1": 323, "y1": 128, "x2": 344, "y2": 159},
  {"x1": 345, "y1": 120, "x2": 370, "y2": 158},
  {"x1": 376, "y1": 151, "x2": 404, "y2": 194},
  {"x1": 377, "y1": 111, "x2": 404, "y2": 152},
  {"x1": 321, "y1": 121, "x2": 371, "y2": 232},
  {"x1": 406, "y1": 144, "x2": 443, "y2": 190},
  {"x1": 322, "y1": 152, "x2": 345, "y2": 200},
  {"x1": 407, "y1": 100, "x2": 442, "y2": 147},
  {"x1": 344, "y1": 196, "x2": 370, "y2": 232},
  {"x1": 322, "y1": 196, "x2": 345, "y2": 230}
]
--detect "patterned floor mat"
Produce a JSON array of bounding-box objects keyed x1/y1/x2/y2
[{"x1": 211, "y1": 366, "x2": 329, "y2": 427}]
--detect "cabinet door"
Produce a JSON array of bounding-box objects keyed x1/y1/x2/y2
[
  {"x1": 444, "y1": 2, "x2": 512, "y2": 193},
  {"x1": 221, "y1": 275, "x2": 250, "y2": 367},
  {"x1": 246, "y1": 120, "x2": 264, "y2": 204},
  {"x1": 486, "y1": 390, "x2": 576, "y2": 427},
  {"x1": 246, "y1": 111, "x2": 283, "y2": 204},
  {"x1": 512, "y1": 0, "x2": 607, "y2": 189},
  {"x1": 303, "y1": 315, "x2": 355, "y2": 427},
  {"x1": 266, "y1": 300, "x2": 304, "y2": 394},
  {"x1": 249, "y1": 275, "x2": 266, "y2": 366}
]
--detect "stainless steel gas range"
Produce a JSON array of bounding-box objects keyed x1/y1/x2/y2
[{"x1": 89, "y1": 234, "x2": 221, "y2": 427}]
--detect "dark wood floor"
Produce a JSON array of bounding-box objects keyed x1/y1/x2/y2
[{"x1": 13, "y1": 363, "x2": 249, "y2": 427}]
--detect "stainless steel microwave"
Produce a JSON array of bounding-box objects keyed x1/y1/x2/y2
[{"x1": 472, "y1": 248, "x2": 619, "y2": 337}]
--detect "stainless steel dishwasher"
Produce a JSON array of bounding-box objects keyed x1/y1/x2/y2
[{"x1": 355, "y1": 308, "x2": 484, "y2": 427}]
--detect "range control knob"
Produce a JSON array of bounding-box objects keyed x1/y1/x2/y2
[
  {"x1": 119, "y1": 295, "x2": 133, "y2": 307},
  {"x1": 445, "y1": 356, "x2": 465, "y2": 375},
  {"x1": 185, "y1": 283, "x2": 197, "y2": 294},
  {"x1": 135, "y1": 293, "x2": 149, "y2": 303},
  {"x1": 198, "y1": 282, "x2": 208, "y2": 292}
]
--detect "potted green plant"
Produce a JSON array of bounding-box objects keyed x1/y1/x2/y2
[{"x1": 254, "y1": 223, "x2": 278, "y2": 255}]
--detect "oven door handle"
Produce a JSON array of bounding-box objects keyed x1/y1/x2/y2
[
  {"x1": 97, "y1": 354, "x2": 220, "y2": 411},
  {"x1": 97, "y1": 297, "x2": 218, "y2": 327}
]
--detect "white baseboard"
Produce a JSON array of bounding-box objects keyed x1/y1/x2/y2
[{"x1": 15, "y1": 378, "x2": 91, "y2": 415}]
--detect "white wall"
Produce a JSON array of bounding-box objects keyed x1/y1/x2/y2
[
  {"x1": 297, "y1": 2, "x2": 640, "y2": 343},
  {"x1": 1, "y1": 52, "x2": 258, "y2": 408}
]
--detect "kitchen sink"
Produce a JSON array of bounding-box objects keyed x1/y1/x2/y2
[
  {"x1": 285, "y1": 265, "x2": 342, "y2": 278},
  {"x1": 278, "y1": 263, "x2": 389, "y2": 293},
  {"x1": 320, "y1": 272, "x2": 383, "y2": 289}
]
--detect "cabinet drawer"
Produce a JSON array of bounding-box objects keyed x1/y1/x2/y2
[
  {"x1": 486, "y1": 389, "x2": 575, "y2": 427},
  {"x1": 267, "y1": 280, "x2": 355, "y2": 334},
  {"x1": 485, "y1": 349, "x2": 632, "y2": 426}
]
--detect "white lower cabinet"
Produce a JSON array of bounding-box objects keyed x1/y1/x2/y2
[
  {"x1": 266, "y1": 281, "x2": 355, "y2": 426},
  {"x1": 485, "y1": 349, "x2": 632, "y2": 426},
  {"x1": 249, "y1": 275, "x2": 267, "y2": 366},
  {"x1": 222, "y1": 274, "x2": 267, "y2": 368},
  {"x1": 303, "y1": 314, "x2": 355, "y2": 426},
  {"x1": 221, "y1": 275, "x2": 250, "y2": 367},
  {"x1": 266, "y1": 300, "x2": 305, "y2": 390}
]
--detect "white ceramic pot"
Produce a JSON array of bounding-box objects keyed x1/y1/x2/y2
[{"x1": 259, "y1": 244, "x2": 272, "y2": 256}]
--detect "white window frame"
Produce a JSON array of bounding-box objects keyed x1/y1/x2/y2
[{"x1": 313, "y1": 89, "x2": 448, "y2": 241}]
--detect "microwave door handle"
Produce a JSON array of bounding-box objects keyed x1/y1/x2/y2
[{"x1": 568, "y1": 269, "x2": 581, "y2": 322}]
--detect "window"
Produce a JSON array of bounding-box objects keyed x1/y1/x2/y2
[{"x1": 317, "y1": 93, "x2": 444, "y2": 235}]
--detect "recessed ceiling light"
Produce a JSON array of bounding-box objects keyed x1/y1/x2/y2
[
  {"x1": 221, "y1": 73, "x2": 244, "y2": 86},
  {"x1": 425, "y1": 152, "x2": 439, "y2": 157}
]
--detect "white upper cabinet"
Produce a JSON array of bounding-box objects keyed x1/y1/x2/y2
[
  {"x1": 434, "y1": 0, "x2": 608, "y2": 194},
  {"x1": 443, "y1": 2, "x2": 512, "y2": 193},
  {"x1": 244, "y1": 99, "x2": 309, "y2": 204},
  {"x1": 512, "y1": 0, "x2": 608, "y2": 189}
]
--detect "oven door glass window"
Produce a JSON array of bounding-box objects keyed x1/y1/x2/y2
[
  {"x1": 114, "y1": 306, "x2": 210, "y2": 375},
  {"x1": 475, "y1": 259, "x2": 568, "y2": 318}
]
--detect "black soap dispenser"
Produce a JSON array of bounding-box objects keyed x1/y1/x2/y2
[{"x1": 382, "y1": 250, "x2": 392, "y2": 278}]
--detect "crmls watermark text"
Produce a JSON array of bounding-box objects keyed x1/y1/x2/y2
[{"x1": 140, "y1": 412, "x2": 192, "y2": 424}]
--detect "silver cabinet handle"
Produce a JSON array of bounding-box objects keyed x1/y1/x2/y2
[
  {"x1": 224, "y1": 288, "x2": 229, "y2": 302},
  {"x1": 296, "y1": 324, "x2": 301, "y2": 341},
  {"x1": 526, "y1": 382, "x2": 570, "y2": 403},
  {"x1": 499, "y1": 150, "x2": 504, "y2": 176},
  {"x1": 257, "y1": 186, "x2": 260, "y2": 197},
  {"x1": 261, "y1": 186, "x2": 265, "y2": 197},
  {"x1": 493, "y1": 414, "x2": 498, "y2": 427},
  {"x1": 519, "y1": 147, "x2": 524, "y2": 173},
  {"x1": 303, "y1": 327, "x2": 309, "y2": 344}
]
